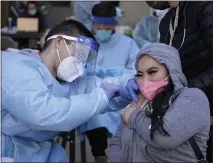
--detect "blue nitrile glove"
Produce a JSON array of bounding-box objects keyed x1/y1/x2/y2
[
  {"x1": 119, "y1": 77, "x2": 139, "y2": 101},
  {"x1": 96, "y1": 66, "x2": 107, "y2": 78},
  {"x1": 106, "y1": 68, "x2": 123, "y2": 77},
  {"x1": 85, "y1": 64, "x2": 104, "y2": 77},
  {"x1": 101, "y1": 82, "x2": 120, "y2": 101},
  {"x1": 96, "y1": 67, "x2": 123, "y2": 78}
]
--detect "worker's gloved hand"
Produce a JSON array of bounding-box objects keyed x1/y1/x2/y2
[
  {"x1": 101, "y1": 82, "x2": 120, "y2": 101},
  {"x1": 96, "y1": 66, "x2": 107, "y2": 78},
  {"x1": 97, "y1": 67, "x2": 123, "y2": 78},
  {"x1": 106, "y1": 68, "x2": 123, "y2": 77},
  {"x1": 119, "y1": 77, "x2": 139, "y2": 102},
  {"x1": 86, "y1": 65, "x2": 106, "y2": 78}
]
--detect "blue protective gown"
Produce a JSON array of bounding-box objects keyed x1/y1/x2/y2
[
  {"x1": 77, "y1": 32, "x2": 139, "y2": 137},
  {"x1": 73, "y1": 1, "x2": 100, "y2": 31},
  {"x1": 1, "y1": 49, "x2": 126, "y2": 162},
  {"x1": 133, "y1": 15, "x2": 159, "y2": 49}
]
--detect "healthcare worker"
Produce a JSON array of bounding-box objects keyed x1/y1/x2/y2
[
  {"x1": 77, "y1": 2, "x2": 139, "y2": 162},
  {"x1": 1, "y1": 19, "x2": 135, "y2": 162},
  {"x1": 73, "y1": 1, "x2": 123, "y2": 31},
  {"x1": 133, "y1": 9, "x2": 168, "y2": 50},
  {"x1": 133, "y1": 15, "x2": 159, "y2": 49}
]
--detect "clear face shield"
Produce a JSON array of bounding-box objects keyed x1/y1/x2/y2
[
  {"x1": 47, "y1": 34, "x2": 99, "y2": 79},
  {"x1": 75, "y1": 36, "x2": 99, "y2": 77}
]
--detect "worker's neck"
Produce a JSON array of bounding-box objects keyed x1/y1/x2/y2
[
  {"x1": 168, "y1": 1, "x2": 179, "y2": 8},
  {"x1": 40, "y1": 50, "x2": 57, "y2": 78}
]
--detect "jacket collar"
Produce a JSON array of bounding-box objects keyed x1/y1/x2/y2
[{"x1": 171, "y1": 1, "x2": 188, "y2": 17}]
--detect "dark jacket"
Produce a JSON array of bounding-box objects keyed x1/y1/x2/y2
[{"x1": 159, "y1": 1, "x2": 213, "y2": 111}]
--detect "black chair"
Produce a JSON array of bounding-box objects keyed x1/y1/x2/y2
[
  {"x1": 56, "y1": 130, "x2": 76, "y2": 162},
  {"x1": 56, "y1": 130, "x2": 87, "y2": 162},
  {"x1": 80, "y1": 136, "x2": 86, "y2": 162}
]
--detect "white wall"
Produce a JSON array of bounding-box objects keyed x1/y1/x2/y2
[{"x1": 119, "y1": 1, "x2": 150, "y2": 28}]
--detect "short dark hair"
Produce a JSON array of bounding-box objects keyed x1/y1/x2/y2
[
  {"x1": 109, "y1": 1, "x2": 120, "y2": 7},
  {"x1": 92, "y1": 2, "x2": 116, "y2": 18},
  {"x1": 42, "y1": 19, "x2": 96, "y2": 51}
]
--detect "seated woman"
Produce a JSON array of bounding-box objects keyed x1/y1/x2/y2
[{"x1": 108, "y1": 43, "x2": 210, "y2": 162}]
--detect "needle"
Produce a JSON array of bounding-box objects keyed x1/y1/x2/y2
[{"x1": 106, "y1": 79, "x2": 112, "y2": 83}]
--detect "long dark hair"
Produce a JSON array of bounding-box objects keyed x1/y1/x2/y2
[{"x1": 148, "y1": 79, "x2": 174, "y2": 140}]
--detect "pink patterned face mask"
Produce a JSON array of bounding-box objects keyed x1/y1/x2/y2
[{"x1": 138, "y1": 76, "x2": 169, "y2": 101}]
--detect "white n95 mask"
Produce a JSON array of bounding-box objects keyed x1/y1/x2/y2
[
  {"x1": 47, "y1": 34, "x2": 99, "y2": 81},
  {"x1": 56, "y1": 40, "x2": 84, "y2": 82},
  {"x1": 57, "y1": 54, "x2": 84, "y2": 82}
]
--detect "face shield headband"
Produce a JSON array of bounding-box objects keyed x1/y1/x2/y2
[{"x1": 90, "y1": 15, "x2": 118, "y2": 24}]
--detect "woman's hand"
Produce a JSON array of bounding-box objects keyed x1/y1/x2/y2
[
  {"x1": 121, "y1": 94, "x2": 146, "y2": 124},
  {"x1": 121, "y1": 103, "x2": 137, "y2": 124}
]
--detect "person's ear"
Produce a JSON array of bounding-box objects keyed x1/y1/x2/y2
[{"x1": 54, "y1": 37, "x2": 64, "y2": 49}]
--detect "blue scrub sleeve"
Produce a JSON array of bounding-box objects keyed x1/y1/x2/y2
[{"x1": 2, "y1": 70, "x2": 109, "y2": 132}]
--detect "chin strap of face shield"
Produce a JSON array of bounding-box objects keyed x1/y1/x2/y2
[{"x1": 169, "y1": 2, "x2": 188, "y2": 51}]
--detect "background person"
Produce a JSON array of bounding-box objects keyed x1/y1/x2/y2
[{"x1": 77, "y1": 2, "x2": 139, "y2": 162}]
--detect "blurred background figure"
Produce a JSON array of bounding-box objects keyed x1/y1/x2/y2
[
  {"x1": 133, "y1": 15, "x2": 159, "y2": 49},
  {"x1": 72, "y1": 1, "x2": 100, "y2": 31},
  {"x1": 77, "y1": 2, "x2": 139, "y2": 163},
  {"x1": 108, "y1": 1, "x2": 124, "y2": 19},
  {"x1": 133, "y1": 8, "x2": 168, "y2": 49},
  {"x1": 39, "y1": 24, "x2": 51, "y2": 49},
  {"x1": 153, "y1": 8, "x2": 169, "y2": 23},
  {"x1": 72, "y1": 1, "x2": 123, "y2": 31}
]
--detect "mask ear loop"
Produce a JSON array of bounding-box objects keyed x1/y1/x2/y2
[
  {"x1": 63, "y1": 39, "x2": 71, "y2": 56},
  {"x1": 165, "y1": 75, "x2": 170, "y2": 81},
  {"x1": 56, "y1": 38, "x2": 70, "y2": 63},
  {"x1": 56, "y1": 48, "x2": 62, "y2": 63}
]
